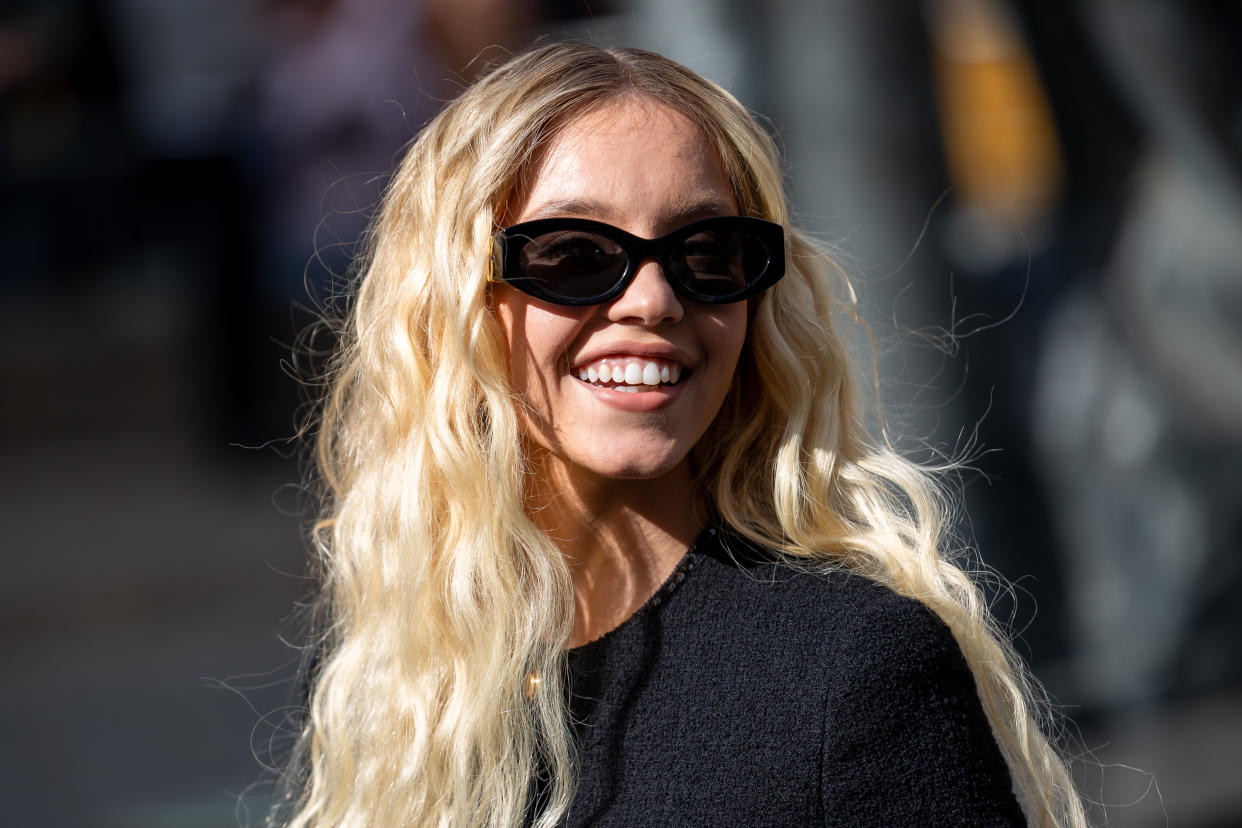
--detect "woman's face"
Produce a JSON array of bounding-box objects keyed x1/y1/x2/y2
[{"x1": 494, "y1": 97, "x2": 749, "y2": 487}]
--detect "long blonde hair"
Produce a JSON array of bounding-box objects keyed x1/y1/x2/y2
[{"x1": 276, "y1": 42, "x2": 1084, "y2": 827}]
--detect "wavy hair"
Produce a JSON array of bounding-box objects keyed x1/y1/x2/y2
[{"x1": 275, "y1": 42, "x2": 1084, "y2": 827}]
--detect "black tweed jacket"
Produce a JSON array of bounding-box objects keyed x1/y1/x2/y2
[{"x1": 561, "y1": 526, "x2": 1026, "y2": 827}]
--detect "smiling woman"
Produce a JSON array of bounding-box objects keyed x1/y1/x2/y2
[
  {"x1": 494, "y1": 99, "x2": 751, "y2": 647},
  {"x1": 273, "y1": 43, "x2": 1086, "y2": 827},
  {"x1": 502, "y1": 105, "x2": 742, "y2": 466}
]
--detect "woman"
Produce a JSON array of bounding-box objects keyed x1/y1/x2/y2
[{"x1": 275, "y1": 43, "x2": 1084, "y2": 826}]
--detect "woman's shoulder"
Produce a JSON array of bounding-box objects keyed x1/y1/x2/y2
[
  {"x1": 693, "y1": 529, "x2": 1024, "y2": 823},
  {"x1": 691, "y1": 528, "x2": 995, "y2": 739},
  {"x1": 694, "y1": 527, "x2": 957, "y2": 660}
]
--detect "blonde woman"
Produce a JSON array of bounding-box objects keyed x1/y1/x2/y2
[{"x1": 275, "y1": 43, "x2": 1085, "y2": 827}]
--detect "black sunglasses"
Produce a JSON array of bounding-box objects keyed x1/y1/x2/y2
[{"x1": 490, "y1": 215, "x2": 785, "y2": 306}]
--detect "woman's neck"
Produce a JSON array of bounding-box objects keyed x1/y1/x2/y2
[{"x1": 527, "y1": 455, "x2": 705, "y2": 648}]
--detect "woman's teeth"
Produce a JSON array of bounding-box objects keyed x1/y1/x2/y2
[{"x1": 576, "y1": 358, "x2": 682, "y2": 390}]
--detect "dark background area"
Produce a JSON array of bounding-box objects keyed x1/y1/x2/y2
[{"x1": 2, "y1": 1, "x2": 1240, "y2": 825}]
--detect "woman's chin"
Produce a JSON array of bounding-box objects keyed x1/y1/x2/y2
[{"x1": 547, "y1": 446, "x2": 694, "y2": 488}]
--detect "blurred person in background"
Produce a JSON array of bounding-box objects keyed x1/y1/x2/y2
[
  {"x1": 1017, "y1": 0, "x2": 1242, "y2": 710},
  {"x1": 0, "y1": 0, "x2": 131, "y2": 294},
  {"x1": 242, "y1": 0, "x2": 548, "y2": 444}
]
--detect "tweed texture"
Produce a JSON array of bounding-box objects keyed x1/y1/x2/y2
[{"x1": 561, "y1": 527, "x2": 1026, "y2": 827}]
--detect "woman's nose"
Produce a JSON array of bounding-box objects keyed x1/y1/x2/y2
[{"x1": 605, "y1": 259, "x2": 685, "y2": 326}]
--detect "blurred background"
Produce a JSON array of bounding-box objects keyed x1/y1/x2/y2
[{"x1": 2, "y1": 0, "x2": 1239, "y2": 825}]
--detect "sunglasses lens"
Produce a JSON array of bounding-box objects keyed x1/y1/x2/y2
[
  {"x1": 675, "y1": 226, "x2": 771, "y2": 297},
  {"x1": 519, "y1": 230, "x2": 627, "y2": 300}
]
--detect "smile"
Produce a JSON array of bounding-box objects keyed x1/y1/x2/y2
[{"x1": 575, "y1": 357, "x2": 685, "y2": 392}]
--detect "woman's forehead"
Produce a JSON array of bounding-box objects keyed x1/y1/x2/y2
[{"x1": 507, "y1": 98, "x2": 737, "y2": 231}]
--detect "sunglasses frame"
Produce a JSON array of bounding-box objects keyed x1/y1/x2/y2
[{"x1": 490, "y1": 215, "x2": 786, "y2": 306}]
